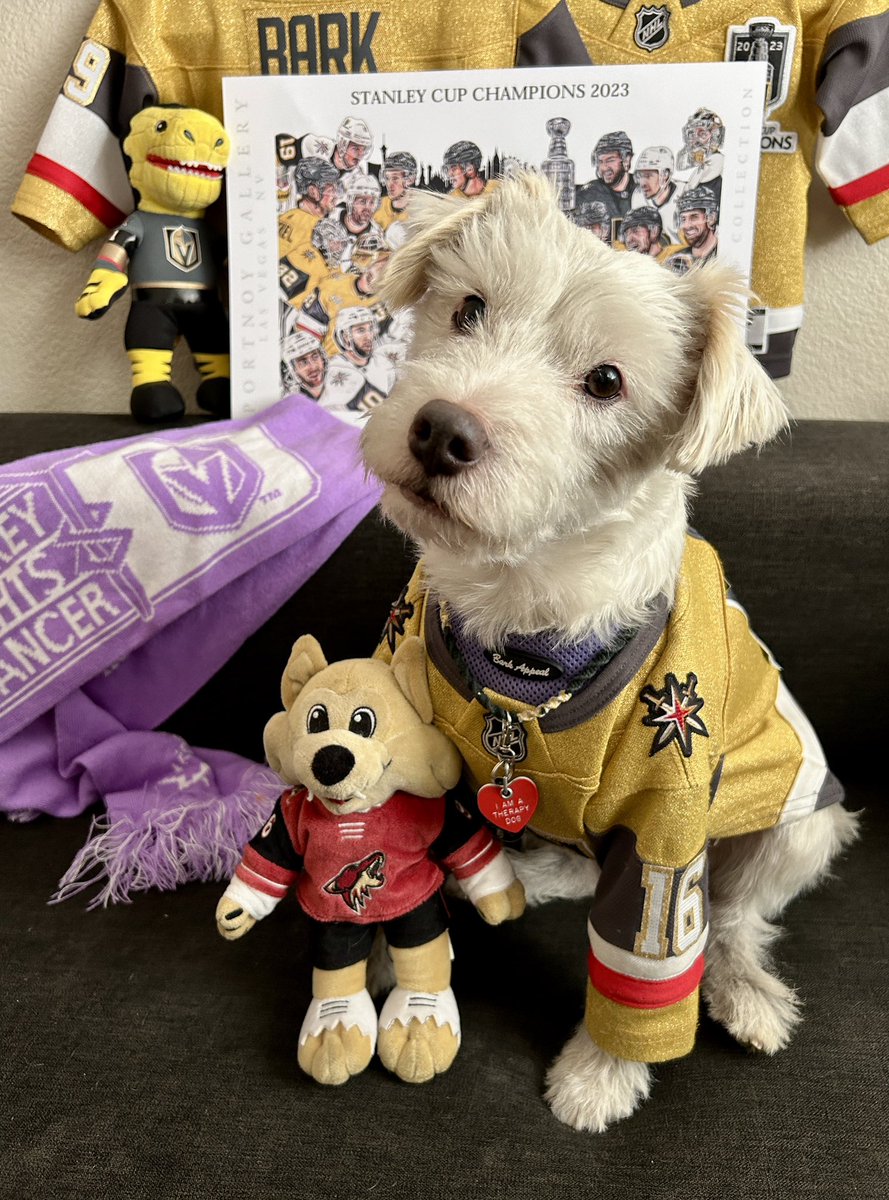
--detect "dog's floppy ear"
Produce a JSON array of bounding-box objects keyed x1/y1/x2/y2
[
  {"x1": 390, "y1": 636, "x2": 434, "y2": 724},
  {"x1": 281, "y1": 634, "x2": 328, "y2": 710},
  {"x1": 380, "y1": 189, "x2": 492, "y2": 310},
  {"x1": 667, "y1": 264, "x2": 789, "y2": 474}
]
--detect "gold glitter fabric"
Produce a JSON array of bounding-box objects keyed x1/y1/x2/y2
[
  {"x1": 11, "y1": 0, "x2": 519, "y2": 250},
  {"x1": 377, "y1": 534, "x2": 844, "y2": 1062}
]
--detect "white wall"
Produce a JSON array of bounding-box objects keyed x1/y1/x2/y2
[{"x1": 1, "y1": 0, "x2": 887, "y2": 418}]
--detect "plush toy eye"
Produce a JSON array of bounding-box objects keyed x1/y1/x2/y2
[
  {"x1": 452, "y1": 295, "x2": 486, "y2": 333},
  {"x1": 155, "y1": 120, "x2": 168, "y2": 133},
  {"x1": 582, "y1": 364, "x2": 623, "y2": 402},
  {"x1": 307, "y1": 704, "x2": 329, "y2": 733},
  {"x1": 348, "y1": 707, "x2": 377, "y2": 738}
]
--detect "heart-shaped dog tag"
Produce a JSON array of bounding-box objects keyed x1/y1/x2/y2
[{"x1": 477, "y1": 776, "x2": 539, "y2": 832}]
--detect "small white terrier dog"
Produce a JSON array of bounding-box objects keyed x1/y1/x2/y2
[{"x1": 361, "y1": 174, "x2": 857, "y2": 1132}]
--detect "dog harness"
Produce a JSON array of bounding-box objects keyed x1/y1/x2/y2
[{"x1": 377, "y1": 533, "x2": 843, "y2": 1062}]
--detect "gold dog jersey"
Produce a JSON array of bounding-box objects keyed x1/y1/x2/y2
[
  {"x1": 516, "y1": 0, "x2": 889, "y2": 376},
  {"x1": 11, "y1": 0, "x2": 520, "y2": 251},
  {"x1": 376, "y1": 533, "x2": 843, "y2": 1063}
]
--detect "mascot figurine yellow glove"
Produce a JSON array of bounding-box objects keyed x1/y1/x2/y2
[
  {"x1": 216, "y1": 634, "x2": 525, "y2": 1086},
  {"x1": 75, "y1": 105, "x2": 231, "y2": 423}
]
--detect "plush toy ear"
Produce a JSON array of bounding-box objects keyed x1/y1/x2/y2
[
  {"x1": 666, "y1": 264, "x2": 789, "y2": 474},
  {"x1": 390, "y1": 636, "x2": 434, "y2": 724},
  {"x1": 263, "y1": 712, "x2": 290, "y2": 780},
  {"x1": 380, "y1": 189, "x2": 493, "y2": 310},
  {"x1": 281, "y1": 634, "x2": 328, "y2": 710}
]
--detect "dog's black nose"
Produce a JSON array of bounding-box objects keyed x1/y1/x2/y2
[
  {"x1": 409, "y1": 399, "x2": 489, "y2": 477},
  {"x1": 312, "y1": 744, "x2": 355, "y2": 786}
]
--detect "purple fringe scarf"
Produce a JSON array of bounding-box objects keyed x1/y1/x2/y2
[{"x1": 0, "y1": 396, "x2": 380, "y2": 906}]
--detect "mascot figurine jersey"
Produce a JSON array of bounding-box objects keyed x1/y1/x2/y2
[
  {"x1": 75, "y1": 105, "x2": 231, "y2": 423},
  {"x1": 216, "y1": 634, "x2": 525, "y2": 1086}
]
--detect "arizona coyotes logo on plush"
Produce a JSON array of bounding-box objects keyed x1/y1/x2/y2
[
  {"x1": 634, "y1": 6, "x2": 671, "y2": 53},
  {"x1": 324, "y1": 851, "x2": 386, "y2": 912},
  {"x1": 640, "y1": 672, "x2": 709, "y2": 758}
]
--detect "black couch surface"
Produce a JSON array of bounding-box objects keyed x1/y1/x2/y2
[{"x1": 1, "y1": 416, "x2": 887, "y2": 1200}]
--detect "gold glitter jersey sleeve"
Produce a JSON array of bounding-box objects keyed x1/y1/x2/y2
[{"x1": 12, "y1": 0, "x2": 523, "y2": 252}]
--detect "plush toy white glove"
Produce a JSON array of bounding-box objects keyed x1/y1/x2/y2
[{"x1": 215, "y1": 877, "x2": 281, "y2": 940}]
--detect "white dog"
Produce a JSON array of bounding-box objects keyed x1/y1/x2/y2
[{"x1": 361, "y1": 174, "x2": 858, "y2": 1132}]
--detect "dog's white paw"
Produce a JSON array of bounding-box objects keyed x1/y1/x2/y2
[
  {"x1": 544, "y1": 1023, "x2": 652, "y2": 1132},
  {"x1": 506, "y1": 843, "x2": 600, "y2": 907},
  {"x1": 704, "y1": 963, "x2": 801, "y2": 1054}
]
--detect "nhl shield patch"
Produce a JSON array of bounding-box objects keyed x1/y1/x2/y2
[
  {"x1": 634, "y1": 6, "x2": 671, "y2": 54},
  {"x1": 640, "y1": 672, "x2": 709, "y2": 758},
  {"x1": 482, "y1": 711, "x2": 528, "y2": 764},
  {"x1": 163, "y1": 224, "x2": 202, "y2": 272}
]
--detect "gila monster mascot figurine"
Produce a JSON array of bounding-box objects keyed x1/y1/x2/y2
[
  {"x1": 216, "y1": 635, "x2": 525, "y2": 1086},
  {"x1": 75, "y1": 105, "x2": 231, "y2": 423}
]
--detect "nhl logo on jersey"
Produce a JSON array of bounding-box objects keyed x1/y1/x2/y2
[
  {"x1": 482, "y1": 711, "x2": 528, "y2": 764},
  {"x1": 634, "y1": 6, "x2": 671, "y2": 54},
  {"x1": 163, "y1": 224, "x2": 202, "y2": 272},
  {"x1": 640, "y1": 672, "x2": 709, "y2": 758},
  {"x1": 726, "y1": 17, "x2": 797, "y2": 117}
]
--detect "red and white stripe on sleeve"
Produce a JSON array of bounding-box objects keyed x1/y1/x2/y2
[{"x1": 815, "y1": 7, "x2": 889, "y2": 240}]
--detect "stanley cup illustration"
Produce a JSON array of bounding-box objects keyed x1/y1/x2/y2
[{"x1": 541, "y1": 117, "x2": 575, "y2": 215}]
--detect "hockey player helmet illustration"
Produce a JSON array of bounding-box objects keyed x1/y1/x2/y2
[
  {"x1": 443, "y1": 140, "x2": 486, "y2": 193},
  {"x1": 294, "y1": 156, "x2": 342, "y2": 212},
  {"x1": 681, "y1": 109, "x2": 725, "y2": 164},
  {"x1": 575, "y1": 198, "x2": 612, "y2": 242},
  {"x1": 593, "y1": 131, "x2": 633, "y2": 183},
  {"x1": 635, "y1": 145, "x2": 674, "y2": 198},
  {"x1": 619, "y1": 206, "x2": 664, "y2": 255},
  {"x1": 336, "y1": 116, "x2": 373, "y2": 170},
  {"x1": 675, "y1": 186, "x2": 719, "y2": 251},
  {"x1": 311, "y1": 216, "x2": 350, "y2": 269},
  {"x1": 342, "y1": 169, "x2": 382, "y2": 228},
  {"x1": 384, "y1": 151, "x2": 418, "y2": 198},
  {"x1": 282, "y1": 330, "x2": 328, "y2": 397},
  {"x1": 334, "y1": 306, "x2": 378, "y2": 360},
  {"x1": 351, "y1": 228, "x2": 389, "y2": 272}
]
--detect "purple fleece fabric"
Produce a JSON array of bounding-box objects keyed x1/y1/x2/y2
[{"x1": 0, "y1": 395, "x2": 380, "y2": 906}]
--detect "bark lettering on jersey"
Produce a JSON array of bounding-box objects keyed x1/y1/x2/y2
[{"x1": 257, "y1": 13, "x2": 380, "y2": 75}]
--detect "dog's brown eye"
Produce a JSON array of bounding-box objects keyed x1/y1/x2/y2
[
  {"x1": 582, "y1": 364, "x2": 623, "y2": 402},
  {"x1": 348, "y1": 707, "x2": 376, "y2": 738},
  {"x1": 452, "y1": 295, "x2": 486, "y2": 333},
  {"x1": 307, "y1": 704, "x2": 329, "y2": 733}
]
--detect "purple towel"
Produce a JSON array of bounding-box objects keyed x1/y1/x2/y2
[{"x1": 0, "y1": 395, "x2": 380, "y2": 906}]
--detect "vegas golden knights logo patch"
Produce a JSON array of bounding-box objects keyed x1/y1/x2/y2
[
  {"x1": 164, "y1": 225, "x2": 201, "y2": 272},
  {"x1": 640, "y1": 672, "x2": 709, "y2": 758},
  {"x1": 634, "y1": 6, "x2": 671, "y2": 53}
]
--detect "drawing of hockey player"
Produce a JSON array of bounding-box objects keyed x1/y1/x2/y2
[
  {"x1": 321, "y1": 306, "x2": 397, "y2": 425},
  {"x1": 298, "y1": 250, "x2": 391, "y2": 357},
  {"x1": 675, "y1": 109, "x2": 724, "y2": 208},
  {"x1": 378, "y1": 152, "x2": 417, "y2": 250},
  {"x1": 335, "y1": 171, "x2": 384, "y2": 269},
  {"x1": 281, "y1": 330, "x2": 328, "y2": 402},
  {"x1": 293, "y1": 116, "x2": 374, "y2": 177},
  {"x1": 665, "y1": 186, "x2": 720, "y2": 272},
  {"x1": 279, "y1": 157, "x2": 343, "y2": 253},
  {"x1": 631, "y1": 145, "x2": 681, "y2": 243},
  {"x1": 541, "y1": 117, "x2": 575, "y2": 215},
  {"x1": 618, "y1": 207, "x2": 671, "y2": 260},
  {"x1": 574, "y1": 198, "x2": 612, "y2": 244},
  {"x1": 576, "y1": 131, "x2": 636, "y2": 221},
  {"x1": 443, "y1": 141, "x2": 495, "y2": 198}
]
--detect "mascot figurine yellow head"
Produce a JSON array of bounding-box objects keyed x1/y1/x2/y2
[{"x1": 75, "y1": 105, "x2": 232, "y2": 424}]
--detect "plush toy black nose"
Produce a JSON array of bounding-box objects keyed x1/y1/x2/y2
[
  {"x1": 409, "y1": 399, "x2": 489, "y2": 477},
  {"x1": 312, "y1": 744, "x2": 355, "y2": 786}
]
